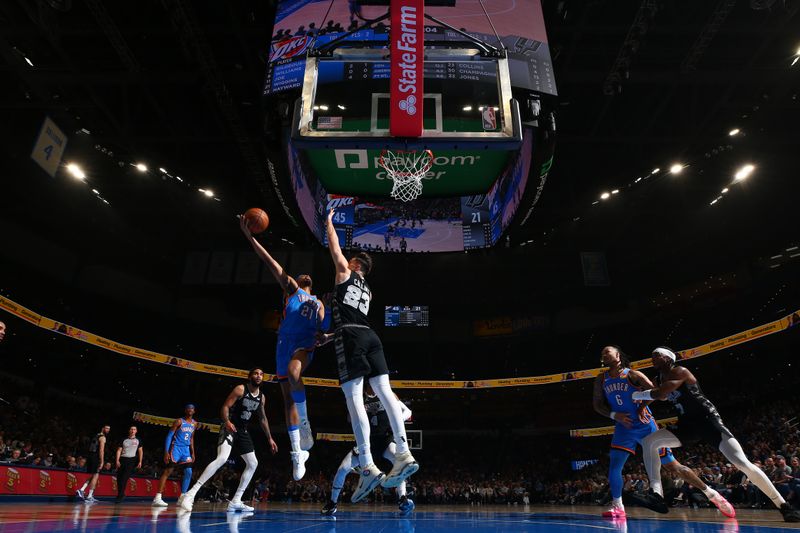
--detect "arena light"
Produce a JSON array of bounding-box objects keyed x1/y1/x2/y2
[
  {"x1": 669, "y1": 164, "x2": 684, "y2": 175},
  {"x1": 175, "y1": 176, "x2": 183, "y2": 182},
  {"x1": 734, "y1": 164, "x2": 755, "y2": 181},
  {"x1": 337, "y1": 105, "x2": 346, "y2": 110},
  {"x1": 91, "y1": 189, "x2": 99, "y2": 195},
  {"x1": 710, "y1": 199, "x2": 719, "y2": 206},
  {"x1": 651, "y1": 168, "x2": 660, "y2": 174},
  {"x1": 611, "y1": 189, "x2": 619, "y2": 195},
  {"x1": 721, "y1": 187, "x2": 729, "y2": 194},
  {"x1": 135, "y1": 163, "x2": 148, "y2": 172},
  {"x1": 159, "y1": 167, "x2": 167, "y2": 173},
  {"x1": 600, "y1": 192, "x2": 610, "y2": 200},
  {"x1": 319, "y1": 105, "x2": 329, "y2": 111},
  {"x1": 198, "y1": 188, "x2": 214, "y2": 197},
  {"x1": 66, "y1": 163, "x2": 85, "y2": 180},
  {"x1": 728, "y1": 128, "x2": 740, "y2": 136},
  {"x1": 462, "y1": 106, "x2": 473, "y2": 111},
  {"x1": 24, "y1": 56, "x2": 34, "y2": 67}
]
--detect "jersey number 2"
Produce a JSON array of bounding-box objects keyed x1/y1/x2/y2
[{"x1": 343, "y1": 285, "x2": 370, "y2": 314}]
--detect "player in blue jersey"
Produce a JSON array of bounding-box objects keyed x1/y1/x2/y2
[
  {"x1": 239, "y1": 215, "x2": 328, "y2": 480},
  {"x1": 593, "y1": 345, "x2": 734, "y2": 519},
  {"x1": 152, "y1": 404, "x2": 198, "y2": 508}
]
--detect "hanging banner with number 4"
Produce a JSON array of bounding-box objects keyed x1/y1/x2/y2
[{"x1": 30, "y1": 116, "x2": 68, "y2": 178}]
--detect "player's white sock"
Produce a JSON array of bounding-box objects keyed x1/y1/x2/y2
[
  {"x1": 288, "y1": 426, "x2": 301, "y2": 453},
  {"x1": 612, "y1": 496, "x2": 623, "y2": 509},
  {"x1": 88, "y1": 489, "x2": 94, "y2": 498},
  {"x1": 397, "y1": 481, "x2": 407, "y2": 498},
  {"x1": 701, "y1": 486, "x2": 718, "y2": 499},
  {"x1": 80, "y1": 482, "x2": 89, "y2": 492}
]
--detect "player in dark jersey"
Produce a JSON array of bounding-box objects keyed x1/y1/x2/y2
[
  {"x1": 635, "y1": 346, "x2": 800, "y2": 522},
  {"x1": 239, "y1": 215, "x2": 327, "y2": 480},
  {"x1": 593, "y1": 346, "x2": 734, "y2": 519},
  {"x1": 76, "y1": 424, "x2": 110, "y2": 502},
  {"x1": 153, "y1": 404, "x2": 198, "y2": 508},
  {"x1": 180, "y1": 368, "x2": 278, "y2": 513},
  {"x1": 321, "y1": 386, "x2": 415, "y2": 516},
  {"x1": 318, "y1": 208, "x2": 419, "y2": 503}
]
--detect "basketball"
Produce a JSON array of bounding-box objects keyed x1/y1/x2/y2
[{"x1": 244, "y1": 208, "x2": 269, "y2": 234}]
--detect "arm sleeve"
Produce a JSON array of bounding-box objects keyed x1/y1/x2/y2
[{"x1": 165, "y1": 431, "x2": 175, "y2": 451}]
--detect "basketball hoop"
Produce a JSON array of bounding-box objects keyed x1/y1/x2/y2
[{"x1": 378, "y1": 149, "x2": 434, "y2": 202}]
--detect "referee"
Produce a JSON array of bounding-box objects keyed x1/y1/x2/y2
[{"x1": 115, "y1": 425, "x2": 143, "y2": 503}]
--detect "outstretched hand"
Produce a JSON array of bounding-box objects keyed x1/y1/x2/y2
[
  {"x1": 326, "y1": 208, "x2": 335, "y2": 225},
  {"x1": 238, "y1": 214, "x2": 253, "y2": 238}
]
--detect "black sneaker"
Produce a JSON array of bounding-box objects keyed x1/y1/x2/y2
[
  {"x1": 781, "y1": 503, "x2": 800, "y2": 522},
  {"x1": 623, "y1": 489, "x2": 669, "y2": 514},
  {"x1": 321, "y1": 500, "x2": 338, "y2": 516}
]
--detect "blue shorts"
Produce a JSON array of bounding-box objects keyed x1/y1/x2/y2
[
  {"x1": 171, "y1": 446, "x2": 192, "y2": 464},
  {"x1": 611, "y1": 419, "x2": 675, "y2": 464},
  {"x1": 276, "y1": 334, "x2": 315, "y2": 380}
]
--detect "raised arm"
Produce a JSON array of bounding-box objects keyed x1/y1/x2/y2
[
  {"x1": 257, "y1": 401, "x2": 278, "y2": 454},
  {"x1": 325, "y1": 209, "x2": 351, "y2": 284},
  {"x1": 239, "y1": 215, "x2": 298, "y2": 293},
  {"x1": 632, "y1": 366, "x2": 692, "y2": 401},
  {"x1": 221, "y1": 385, "x2": 245, "y2": 434}
]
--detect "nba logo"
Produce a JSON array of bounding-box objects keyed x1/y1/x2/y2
[{"x1": 481, "y1": 107, "x2": 497, "y2": 131}]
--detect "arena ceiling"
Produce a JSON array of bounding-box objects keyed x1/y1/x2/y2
[{"x1": 0, "y1": 0, "x2": 798, "y2": 290}]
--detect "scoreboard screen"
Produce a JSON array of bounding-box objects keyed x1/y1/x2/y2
[{"x1": 385, "y1": 306, "x2": 430, "y2": 327}]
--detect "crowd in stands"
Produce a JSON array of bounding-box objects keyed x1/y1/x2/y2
[{"x1": 2, "y1": 372, "x2": 799, "y2": 510}]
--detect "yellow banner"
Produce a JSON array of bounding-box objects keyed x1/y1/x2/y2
[
  {"x1": 570, "y1": 417, "x2": 679, "y2": 438},
  {"x1": 132, "y1": 412, "x2": 221, "y2": 433},
  {"x1": 2, "y1": 295, "x2": 797, "y2": 389},
  {"x1": 316, "y1": 433, "x2": 356, "y2": 442}
]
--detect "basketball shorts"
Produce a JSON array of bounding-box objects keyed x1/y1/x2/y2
[
  {"x1": 86, "y1": 455, "x2": 101, "y2": 474},
  {"x1": 334, "y1": 327, "x2": 389, "y2": 384},
  {"x1": 612, "y1": 419, "x2": 675, "y2": 464},
  {"x1": 218, "y1": 428, "x2": 255, "y2": 455},
  {"x1": 671, "y1": 414, "x2": 733, "y2": 448},
  {"x1": 276, "y1": 334, "x2": 316, "y2": 381},
  {"x1": 171, "y1": 445, "x2": 192, "y2": 464}
]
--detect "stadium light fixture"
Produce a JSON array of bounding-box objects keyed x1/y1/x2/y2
[
  {"x1": 611, "y1": 189, "x2": 619, "y2": 195},
  {"x1": 462, "y1": 106, "x2": 473, "y2": 111},
  {"x1": 600, "y1": 192, "x2": 610, "y2": 200},
  {"x1": 734, "y1": 164, "x2": 755, "y2": 181},
  {"x1": 669, "y1": 164, "x2": 684, "y2": 175},
  {"x1": 651, "y1": 168, "x2": 660, "y2": 174},
  {"x1": 135, "y1": 163, "x2": 148, "y2": 172},
  {"x1": 66, "y1": 163, "x2": 85, "y2": 180},
  {"x1": 199, "y1": 188, "x2": 214, "y2": 197},
  {"x1": 728, "y1": 128, "x2": 740, "y2": 136}
]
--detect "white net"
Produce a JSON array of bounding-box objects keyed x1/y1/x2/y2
[{"x1": 378, "y1": 149, "x2": 434, "y2": 202}]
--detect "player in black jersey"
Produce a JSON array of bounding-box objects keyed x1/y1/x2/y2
[
  {"x1": 321, "y1": 386, "x2": 416, "y2": 516},
  {"x1": 318, "y1": 208, "x2": 419, "y2": 503},
  {"x1": 180, "y1": 368, "x2": 278, "y2": 513},
  {"x1": 76, "y1": 424, "x2": 110, "y2": 502},
  {"x1": 633, "y1": 347, "x2": 800, "y2": 522}
]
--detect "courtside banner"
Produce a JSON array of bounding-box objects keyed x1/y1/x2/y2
[
  {"x1": 390, "y1": 0, "x2": 424, "y2": 137},
  {"x1": 316, "y1": 433, "x2": 356, "y2": 442},
  {"x1": 1, "y1": 295, "x2": 797, "y2": 389},
  {"x1": 570, "y1": 417, "x2": 679, "y2": 438},
  {"x1": 0, "y1": 464, "x2": 179, "y2": 498},
  {"x1": 132, "y1": 412, "x2": 221, "y2": 434}
]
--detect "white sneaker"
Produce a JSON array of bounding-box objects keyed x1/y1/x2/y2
[
  {"x1": 152, "y1": 495, "x2": 168, "y2": 507},
  {"x1": 75, "y1": 489, "x2": 85, "y2": 501},
  {"x1": 291, "y1": 450, "x2": 310, "y2": 481},
  {"x1": 227, "y1": 499, "x2": 255, "y2": 512},
  {"x1": 180, "y1": 492, "x2": 195, "y2": 512},
  {"x1": 299, "y1": 424, "x2": 314, "y2": 451},
  {"x1": 381, "y1": 450, "x2": 419, "y2": 489},
  {"x1": 351, "y1": 464, "x2": 385, "y2": 503}
]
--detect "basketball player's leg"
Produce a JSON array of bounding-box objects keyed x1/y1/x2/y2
[
  {"x1": 605, "y1": 447, "x2": 630, "y2": 516},
  {"x1": 641, "y1": 429, "x2": 683, "y2": 498},
  {"x1": 228, "y1": 451, "x2": 258, "y2": 511},
  {"x1": 180, "y1": 434, "x2": 234, "y2": 511},
  {"x1": 718, "y1": 435, "x2": 798, "y2": 521},
  {"x1": 365, "y1": 338, "x2": 418, "y2": 488},
  {"x1": 154, "y1": 464, "x2": 175, "y2": 505},
  {"x1": 341, "y1": 375, "x2": 384, "y2": 502},
  {"x1": 288, "y1": 346, "x2": 315, "y2": 449},
  {"x1": 323, "y1": 449, "x2": 359, "y2": 515},
  {"x1": 383, "y1": 441, "x2": 414, "y2": 514}
]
